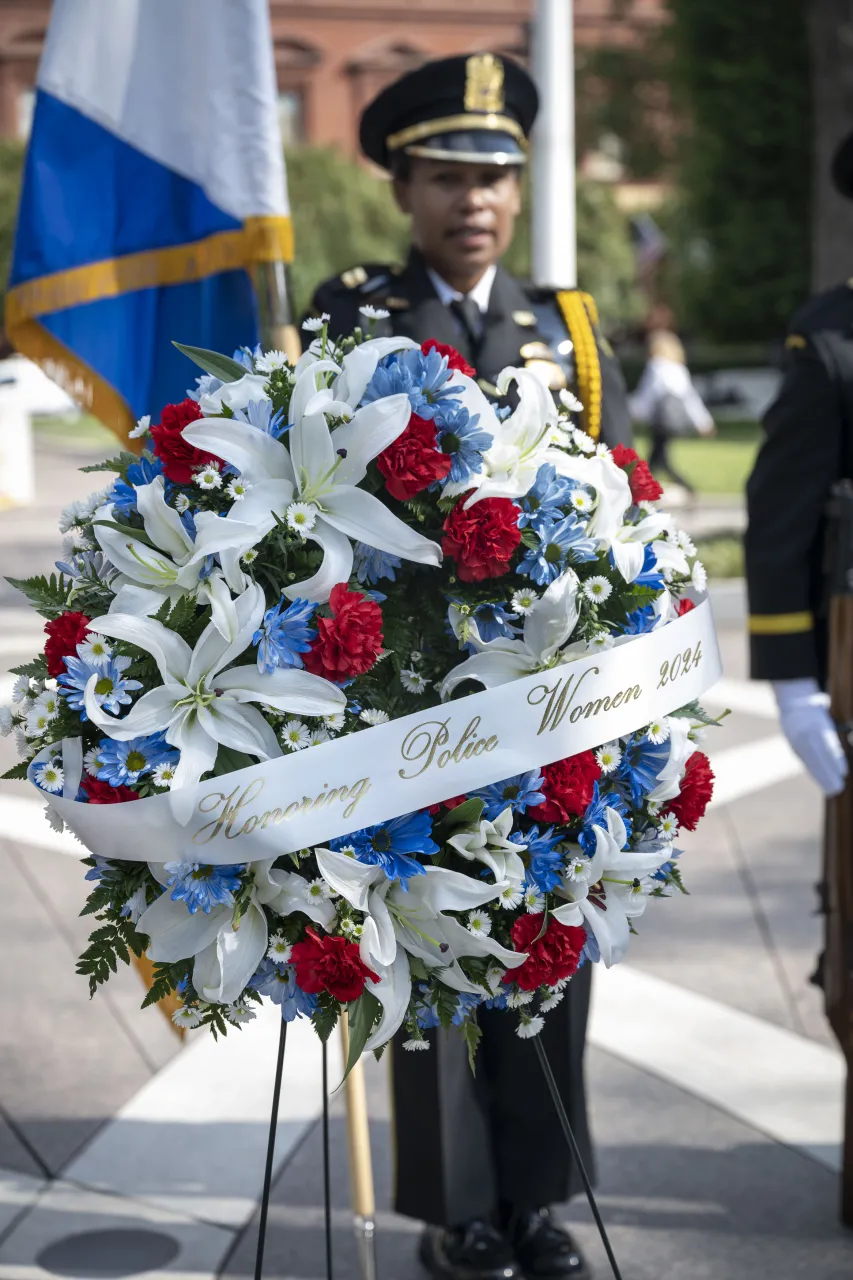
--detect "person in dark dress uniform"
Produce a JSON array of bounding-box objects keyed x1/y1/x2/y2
[
  {"x1": 304, "y1": 55, "x2": 634, "y2": 1280},
  {"x1": 745, "y1": 130, "x2": 853, "y2": 794}
]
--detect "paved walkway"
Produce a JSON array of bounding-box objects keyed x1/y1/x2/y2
[{"x1": 0, "y1": 438, "x2": 851, "y2": 1279}]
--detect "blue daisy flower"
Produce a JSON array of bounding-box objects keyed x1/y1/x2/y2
[
  {"x1": 362, "y1": 348, "x2": 460, "y2": 419},
  {"x1": 471, "y1": 770, "x2": 545, "y2": 821},
  {"x1": 518, "y1": 513, "x2": 599, "y2": 585},
  {"x1": 58, "y1": 654, "x2": 142, "y2": 720},
  {"x1": 621, "y1": 604, "x2": 657, "y2": 636},
  {"x1": 434, "y1": 402, "x2": 493, "y2": 484},
  {"x1": 253, "y1": 596, "x2": 317, "y2": 673},
  {"x1": 517, "y1": 463, "x2": 578, "y2": 529},
  {"x1": 333, "y1": 811, "x2": 440, "y2": 889},
  {"x1": 97, "y1": 732, "x2": 179, "y2": 787},
  {"x1": 353, "y1": 542, "x2": 402, "y2": 585},
  {"x1": 579, "y1": 783, "x2": 632, "y2": 856},
  {"x1": 234, "y1": 399, "x2": 288, "y2": 439},
  {"x1": 250, "y1": 959, "x2": 319, "y2": 1022},
  {"x1": 110, "y1": 455, "x2": 165, "y2": 515},
  {"x1": 616, "y1": 735, "x2": 671, "y2": 806},
  {"x1": 164, "y1": 861, "x2": 246, "y2": 915},
  {"x1": 512, "y1": 823, "x2": 566, "y2": 893}
]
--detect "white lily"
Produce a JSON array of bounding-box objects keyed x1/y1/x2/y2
[
  {"x1": 82, "y1": 583, "x2": 345, "y2": 789},
  {"x1": 646, "y1": 716, "x2": 694, "y2": 803},
  {"x1": 551, "y1": 807, "x2": 672, "y2": 966},
  {"x1": 544, "y1": 447, "x2": 632, "y2": 547},
  {"x1": 447, "y1": 806, "x2": 527, "y2": 885},
  {"x1": 315, "y1": 848, "x2": 527, "y2": 1049},
  {"x1": 608, "y1": 511, "x2": 673, "y2": 584},
  {"x1": 440, "y1": 570, "x2": 580, "y2": 696},
  {"x1": 199, "y1": 372, "x2": 271, "y2": 415},
  {"x1": 137, "y1": 858, "x2": 336, "y2": 1005},
  {"x1": 444, "y1": 368, "x2": 555, "y2": 506},
  {"x1": 92, "y1": 478, "x2": 247, "y2": 637},
  {"x1": 183, "y1": 356, "x2": 441, "y2": 603}
]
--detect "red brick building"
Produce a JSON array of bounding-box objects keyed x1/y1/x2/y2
[{"x1": 0, "y1": 0, "x2": 667, "y2": 158}]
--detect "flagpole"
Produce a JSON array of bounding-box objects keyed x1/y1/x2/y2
[
  {"x1": 339, "y1": 1014, "x2": 378, "y2": 1280},
  {"x1": 255, "y1": 261, "x2": 302, "y2": 363},
  {"x1": 531, "y1": 0, "x2": 577, "y2": 288}
]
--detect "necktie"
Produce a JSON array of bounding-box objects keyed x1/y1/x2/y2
[{"x1": 449, "y1": 296, "x2": 483, "y2": 365}]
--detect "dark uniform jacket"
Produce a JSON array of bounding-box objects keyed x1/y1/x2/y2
[
  {"x1": 746, "y1": 283, "x2": 853, "y2": 683},
  {"x1": 304, "y1": 248, "x2": 632, "y2": 450}
]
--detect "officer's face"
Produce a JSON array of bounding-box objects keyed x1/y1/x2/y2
[{"x1": 394, "y1": 160, "x2": 521, "y2": 283}]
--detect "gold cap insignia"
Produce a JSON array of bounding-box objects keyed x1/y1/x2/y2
[
  {"x1": 785, "y1": 333, "x2": 807, "y2": 350},
  {"x1": 512, "y1": 309, "x2": 537, "y2": 327},
  {"x1": 464, "y1": 54, "x2": 505, "y2": 114},
  {"x1": 341, "y1": 266, "x2": 368, "y2": 289},
  {"x1": 383, "y1": 296, "x2": 410, "y2": 310}
]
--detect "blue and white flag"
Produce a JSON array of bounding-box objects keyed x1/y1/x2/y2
[{"x1": 7, "y1": 0, "x2": 292, "y2": 442}]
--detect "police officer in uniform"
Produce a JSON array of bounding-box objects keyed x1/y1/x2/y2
[
  {"x1": 304, "y1": 55, "x2": 633, "y2": 1280},
  {"x1": 305, "y1": 54, "x2": 631, "y2": 452},
  {"x1": 745, "y1": 131, "x2": 853, "y2": 795}
]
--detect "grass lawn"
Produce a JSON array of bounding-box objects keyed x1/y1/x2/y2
[
  {"x1": 634, "y1": 421, "x2": 761, "y2": 497},
  {"x1": 34, "y1": 412, "x2": 119, "y2": 452}
]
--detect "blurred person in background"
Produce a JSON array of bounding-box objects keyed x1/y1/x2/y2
[
  {"x1": 629, "y1": 315, "x2": 715, "y2": 497},
  {"x1": 303, "y1": 53, "x2": 634, "y2": 1280}
]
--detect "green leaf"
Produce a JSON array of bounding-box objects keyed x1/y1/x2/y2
[
  {"x1": 92, "y1": 519, "x2": 157, "y2": 550},
  {"x1": 670, "y1": 699, "x2": 730, "y2": 728},
  {"x1": 173, "y1": 341, "x2": 249, "y2": 383},
  {"x1": 9, "y1": 656, "x2": 48, "y2": 679},
  {"x1": 435, "y1": 797, "x2": 485, "y2": 837},
  {"x1": 312, "y1": 998, "x2": 340, "y2": 1044},
  {"x1": 462, "y1": 1019, "x2": 483, "y2": 1074},
  {"x1": 6, "y1": 573, "x2": 70, "y2": 618},
  {"x1": 80, "y1": 452, "x2": 140, "y2": 475},
  {"x1": 1, "y1": 760, "x2": 29, "y2": 780},
  {"x1": 212, "y1": 745, "x2": 257, "y2": 776},
  {"x1": 342, "y1": 989, "x2": 381, "y2": 1080}
]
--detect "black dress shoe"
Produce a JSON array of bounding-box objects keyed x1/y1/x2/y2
[
  {"x1": 419, "y1": 1220, "x2": 520, "y2": 1280},
  {"x1": 508, "y1": 1209, "x2": 589, "y2": 1280}
]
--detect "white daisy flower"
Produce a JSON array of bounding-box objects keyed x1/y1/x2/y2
[
  {"x1": 35, "y1": 760, "x2": 64, "y2": 793},
  {"x1": 12, "y1": 675, "x2": 30, "y2": 703},
  {"x1": 302, "y1": 314, "x2": 330, "y2": 333},
  {"x1": 308, "y1": 727, "x2": 331, "y2": 746},
  {"x1": 570, "y1": 488, "x2": 595, "y2": 514},
  {"x1": 303, "y1": 877, "x2": 335, "y2": 903},
  {"x1": 559, "y1": 389, "x2": 583, "y2": 413},
  {"x1": 286, "y1": 501, "x2": 318, "y2": 535},
  {"x1": 523, "y1": 887, "x2": 545, "y2": 914},
  {"x1": 657, "y1": 811, "x2": 680, "y2": 840},
  {"x1": 0, "y1": 706, "x2": 13, "y2": 736},
  {"x1": 409, "y1": 650, "x2": 424, "y2": 665},
  {"x1": 595, "y1": 742, "x2": 622, "y2": 774},
  {"x1": 497, "y1": 881, "x2": 524, "y2": 910},
  {"x1": 172, "y1": 1004, "x2": 205, "y2": 1030},
  {"x1": 14, "y1": 726, "x2": 29, "y2": 757},
  {"x1": 647, "y1": 799, "x2": 662, "y2": 818},
  {"x1": 676, "y1": 530, "x2": 696, "y2": 556},
  {"x1": 341, "y1": 917, "x2": 364, "y2": 940},
  {"x1": 359, "y1": 305, "x2": 390, "y2": 321},
  {"x1": 516, "y1": 1013, "x2": 545, "y2": 1039},
  {"x1": 76, "y1": 635, "x2": 112, "y2": 668},
  {"x1": 242, "y1": 547, "x2": 259, "y2": 565},
  {"x1": 152, "y1": 761, "x2": 178, "y2": 789},
  {"x1": 267, "y1": 933, "x2": 293, "y2": 963},
  {"x1": 18, "y1": 696, "x2": 34, "y2": 717},
  {"x1": 540, "y1": 988, "x2": 565, "y2": 1013},
  {"x1": 571, "y1": 426, "x2": 596, "y2": 454},
  {"x1": 44, "y1": 804, "x2": 64, "y2": 834},
  {"x1": 121, "y1": 886, "x2": 149, "y2": 924},
  {"x1": 62, "y1": 529, "x2": 92, "y2": 556},
  {"x1": 594, "y1": 441, "x2": 610, "y2": 457},
  {"x1": 83, "y1": 746, "x2": 104, "y2": 777},
  {"x1": 506, "y1": 988, "x2": 535, "y2": 1008},
  {"x1": 26, "y1": 709, "x2": 52, "y2": 737},
  {"x1": 587, "y1": 631, "x2": 614, "y2": 651},
  {"x1": 129, "y1": 413, "x2": 151, "y2": 440},
  {"x1": 583, "y1": 576, "x2": 612, "y2": 604},
  {"x1": 58, "y1": 500, "x2": 86, "y2": 533},
  {"x1": 225, "y1": 999, "x2": 256, "y2": 1026},
  {"x1": 691, "y1": 559, "x2": 708, "y2": 592},
  {"x1": 360, "y1": 708, "x2": 389, "y2": 726},
  {"x1": 564, "y1": 852, "x2": 591, "y2": 882},
  {"x1": 403, "y1": 1038, "x2": 430, "y2": 1052},
  {"x1": 511, "y1": 587, "x2": 539, "y2": 616},
  {"x1": 194, "y1": 465, "x2": 222, "y2": 490},
  {"x1": 255, "y1": 349, "x2": 288, "y2": 374},
  {"x1": 174, "y1": 493, "x2": 191, "y2": 514},
  {"x1": 226, "y1": 477, "x2": 252, "y2": 502},
  {"x1": 467, "y1": 910, "x2": 492, "y2": 938},
  {"x1": 401, "y1": 668, "x2": 430, "y2": 694},
  {"x1": 281, "y1": 719, "x2": 310, "y2": 750},
  {"x1": 646, "y1": 717, "x2": 670, "y2": 745},
  {"x1": 324, "y1": 711, "x2": 345, "y2": 732}
]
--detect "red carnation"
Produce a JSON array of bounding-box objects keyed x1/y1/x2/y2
[
  {"x1": 676, "y1": 597, "x2": 696, "y2": 616},
  {"x1": 610, "y1": 443, "x2": 663, "y2": 503},
  {"x1": 376, "y1": 412, "x2": 452, "y2": 501},
  {"x1": 669, "y1": 751, "x2": 714, "y2": 831},
  {"x1": 505, "y1": 914, "x2": 586, "y2": 991},
  {"x1": 291, "y1": 929, "x2": 379, "y2": 1003},
  {"x1": 421, "y1": 339, "x2": 476, "y2": 379},
  {"x1": 150, "y1": 398, "x2": 219, "y2": 485},
  {"x1": 529, "y1": 751, "x2": 601, "y2": 825},
  {"x1": 44, "y1": 611, "x2": 92, "y2": 677},
  {"x1": 442, "y1": 496, "x2": 521, "y2": 582},
  {"x1": 303, "y1": 583, "x2": 383, "y2": 681},
  {"x1": 81, "y1": 776, "x2": 140, "y2": 805}
]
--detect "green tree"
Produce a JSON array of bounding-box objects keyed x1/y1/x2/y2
[{"x1": 665, "y1": 0, "x2": 811, "y2": 341}]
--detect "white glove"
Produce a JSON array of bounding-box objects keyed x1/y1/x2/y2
[{"x1": 773, "y1": 678, "x2": 849, "y2": 796}]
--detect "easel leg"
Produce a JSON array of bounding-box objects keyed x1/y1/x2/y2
[{"x1": 340, "y1": 1014, "x2": 378, "y2": 1280}]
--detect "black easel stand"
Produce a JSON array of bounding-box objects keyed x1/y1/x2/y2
[{"x1": 533, "y1": 1037, "x2": 624, "y2": 1280}]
